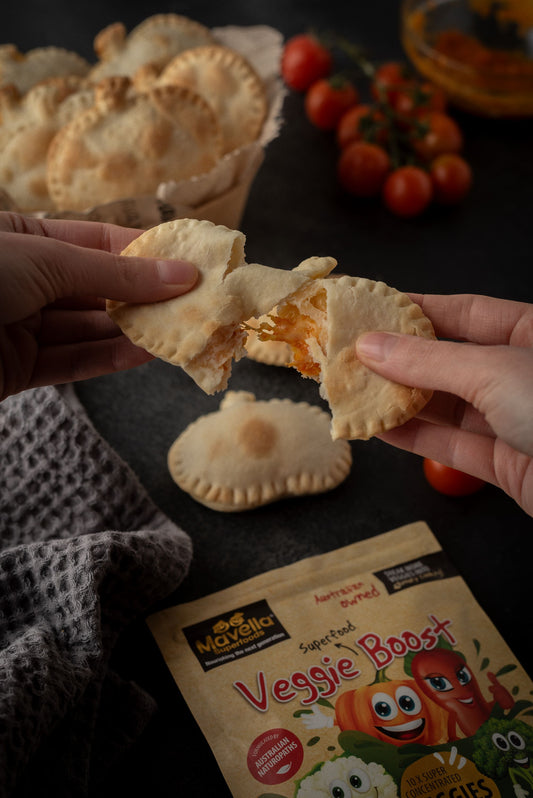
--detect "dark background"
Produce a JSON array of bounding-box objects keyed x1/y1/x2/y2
[{"x1": 4, "y1": 2, "x2": 532, "y2": 796}]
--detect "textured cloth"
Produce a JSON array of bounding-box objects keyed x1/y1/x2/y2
[{"x1": 0, "y1": 385, "x2": 193, "y2": 798}]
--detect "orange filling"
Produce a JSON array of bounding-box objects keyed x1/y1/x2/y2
[{"x1": 255, "y1": 292, "x2": 326, "y2": 379}]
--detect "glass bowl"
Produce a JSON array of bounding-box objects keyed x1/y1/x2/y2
[{"x1": 401, "y1": 0, "x2": 533, "y2": 117}]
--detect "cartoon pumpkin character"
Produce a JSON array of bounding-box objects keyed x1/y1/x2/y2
[
  {"x1": 300, "y1": 675, "x2": 448, "y2": 747},
  {"x1": 334, "y1": 678, "x2": 448, "y2": 747},
  {"x1": 411, "y1": 648, "x2": 515, "y2": 739}
]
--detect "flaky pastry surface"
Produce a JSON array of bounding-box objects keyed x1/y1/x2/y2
[{"x1": 167, "y1": 392, "x2": 352, "y2": 511}]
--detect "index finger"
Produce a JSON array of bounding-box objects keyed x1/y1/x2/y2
[
  {"x1": 0, "y1": 211, "x2": 143, "y2": 254},
  {"x1": 408, "y1": 292, "x2": 531, "y2": 345}
]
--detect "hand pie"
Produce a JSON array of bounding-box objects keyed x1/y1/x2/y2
[
  {"x1": 107, "y1": 218, "x2": 335, "y2": 395},
  {"x1": 167, "y1": 392, "x2": 352, "y2": 512},
  {"x1": 46, "y1": 77, "x2": 222, "y2": 211},
  {"x1": 88, "y1": 14, "x2": 215, "y2": 82},
  {"x1": 158, "y1": 45, "x2": 267, "y2": 153},
  {"x1": 0, "y1": 44, "x2": 90, "y2": 94},
  {"x1": 0, "y1": 77, "x2": 93, "y2": 212},
  {"x1": 107, "y1": 218, "x2": 434, "y2": 440}
]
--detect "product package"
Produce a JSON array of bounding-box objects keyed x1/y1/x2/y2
[{"x1": 148, "y1": 521, "x2": 533, "y2": 798}]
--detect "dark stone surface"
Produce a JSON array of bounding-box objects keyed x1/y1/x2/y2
[{"x1": 4, "y1": 2, "x2": 532, "y2": 795}]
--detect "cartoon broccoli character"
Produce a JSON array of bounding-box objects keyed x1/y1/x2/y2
[
  {"x1": 472, "y1": 717, "x2": 533, "y2": 798},
  {"x1": 295, "y1": 753, "x2": 399, "y2": 798}
]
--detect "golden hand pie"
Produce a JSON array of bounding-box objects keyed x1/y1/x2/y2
[
  {"x1": 107, "y1": 218, "x2": 335, "y2": 395},
  {"x1": 107, "y1": 218, "x2": 434, "y2": 440},
  {"x1": 0, "y1": 77, "x2": 92, "y2": 212},
  {"x1": 258, "y1": 275, "x2": 435, "y2": 440},
  {"x1": 167, "y1": 391, "x2": 352, "y2": 511},
  {"x1": 46, "y1": 76, "x2": 222, "y2": 211},
  {"x1": 158, "y1": 45, "x2": 267, "y2": 153},
  {"x1": 88, "y1": 14, "x2": 215, "y2": 83},
  {"x1": 0, "y1": 44, "x2": 90, "y2": 94}
]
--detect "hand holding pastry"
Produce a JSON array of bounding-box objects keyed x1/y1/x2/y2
[
  {"x1": 0, "y1": 212, "x2": 197, "y2": 400},
  {"x1": 356, "y1": 293, "x2": 533, "y2": 515}
]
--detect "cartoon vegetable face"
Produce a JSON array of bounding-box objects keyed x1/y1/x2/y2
[
  {"x1": 472, "y1": 717, "x2": 533, "y2": 781},
  {"x1": 296, "y1": 754, "x2": 399, "y2": 798},
  {"x1": 411, "y1": 648, "x2": 492, "y2": 737},
  {"x1": 334, "y1": 679, "x2": 447, "y2": 747}
]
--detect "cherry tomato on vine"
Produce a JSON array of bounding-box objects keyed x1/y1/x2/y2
[
  {"x1": 430, "y1": 153, "x2": 472, "y2": 204},
  {"x1": 371, "y1": 60, "x2": 411, "y2": 104},
  {"x1": 382, "y1": 166, "x2": 433, "y2": 217},
  {"x1": 338, "y1": 141, "x2": 390, "y2": 196},
  {"x1": 423, "y1": 458, "x2": 486, "y2": 496},
  {"x1": 305, "y1": 77, "x2": 359, "y2": 130},
  {"x1": 393, "y1": 81, "x2": 447, "y2": 116},
  {"x1": 336, "y1": 104, "x2": 387, "y2": 149},
  {"x1": 281, "y1": 33, "x2": 333, "y2": 91},
  {"x1": 413, "y1": 111, "x2": 463, "y2": 161}
]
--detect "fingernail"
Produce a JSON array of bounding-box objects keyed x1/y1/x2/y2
[
  {"x1": 356, "y1": 332, "x2": 400, "y2": 362},
  {"x1": 157, "y1": 259, "x2": 198, "y2": 286}
]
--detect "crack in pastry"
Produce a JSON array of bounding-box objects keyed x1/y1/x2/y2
[
  {"x1": 107, "y1": 218, "x2": 435, "y2": 440},
  {"x1": 167, "y1": 392, "x2": 353, "y2": 511}
]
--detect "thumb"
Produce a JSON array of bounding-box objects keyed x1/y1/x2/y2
[{"x1": 356, "y1": 332, "x2": 533, "y2": 456}]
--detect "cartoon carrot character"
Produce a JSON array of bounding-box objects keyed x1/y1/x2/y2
[{"x1": 410, "y1": 648, "x2": 514, "y2": 739}]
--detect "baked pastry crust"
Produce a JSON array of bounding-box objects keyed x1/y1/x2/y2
[
  {"x1": 0, "y1": 44, "x2": 90, "y2": 94},
  {"x1": 0, "y1": 77, "x2": 92, "y2": 211},
  {"x1": 46, "y1": 77, "x2": 222, "y2": 211},
  {"x1": 158, "y1": 45, "x2": 268, "y2": 153},
  {"x1": 264, "y1": 275, "x2": 435, "y2": 440},
  {"x1": 89, "y1": 14, "x2": 215, "y2": 82},
  {"x1": 167, "y1": 392, "x2": 352, "y2": 511},
  {"x1": 107, "y1": 218, "x2": 434, "y2": 440}
]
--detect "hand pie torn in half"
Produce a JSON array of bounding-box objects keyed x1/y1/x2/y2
[
  {"x1": 107, "y1": 218, "x2": 435, "y2": 440},
  {"x1": 107, "y1": 218, "x2": 335, "y2": 396},
  {"x1": 167, "y1": 392, "x2": 352, "y2": 512}
]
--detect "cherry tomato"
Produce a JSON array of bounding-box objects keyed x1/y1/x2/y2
[
  {"x1": 393, "y1": 81, "x2": 447, "y2": 116},
  {"x1": 382, "y1": 166, "x2": 433, "y2": 217},
  {"x1": 336, "y1": 104, "x2": 387, "y2": 149},
  {"x1": 413, "y1": 111, "x2": 463, "y2": 161},
  {"x1": 338, "y1": 141, "x2": 390, "y2": 196},
  {"x1": 371, "y1": 61, "x2": 411, "y2": 104},
  {"x1": 430, "y1": 153, "x2": 472, "y2": 204},
  {"x1": 423, "y1": 458, "x2": 486, "y2": 496},
  {"x1": 281, "y1": 34, "x2": 333, "y2": 91},
  {"x1": 305, "y1": 77, "x2": 359, "y2": 130}
]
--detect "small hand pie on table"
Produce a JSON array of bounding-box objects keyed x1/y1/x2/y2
[
  {"x1": 107, "y1": 218, "x2": 435, "y2": 440},
  {"x1": 167, "y1": 392, "x2": 352, "y2": 511}
]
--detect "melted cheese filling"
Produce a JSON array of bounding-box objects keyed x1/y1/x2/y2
[{"x1": 254, "y1": 289, "x2": 327, "y2": 380}]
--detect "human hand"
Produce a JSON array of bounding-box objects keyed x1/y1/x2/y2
[
  {"x1": 355, "y1": 293, "x2": 533, "y2": 517},
  {"x1": 0, "y1": 212, "x2": 198, "y2": 401}
]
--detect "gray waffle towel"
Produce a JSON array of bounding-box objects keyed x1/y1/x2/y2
[{"x1": 0, "y1": 385, "x2": 193, "y2": 797}]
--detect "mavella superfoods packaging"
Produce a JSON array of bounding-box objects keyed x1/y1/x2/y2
[{"x1": 147, "y1": 521, "x2": 533, "y2": 798}]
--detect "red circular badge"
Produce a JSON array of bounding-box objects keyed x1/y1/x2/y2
[{"x1": 247, "y1": 727, "x2": 304, "y2": 785}]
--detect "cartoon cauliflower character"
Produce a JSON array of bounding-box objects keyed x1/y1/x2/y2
[
  {"x1": 295, "y1": 754, "x2": 399, "y2": 798},
  {"x1": 472, "y1": 717, "x2": 533, "y2": 798}
]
